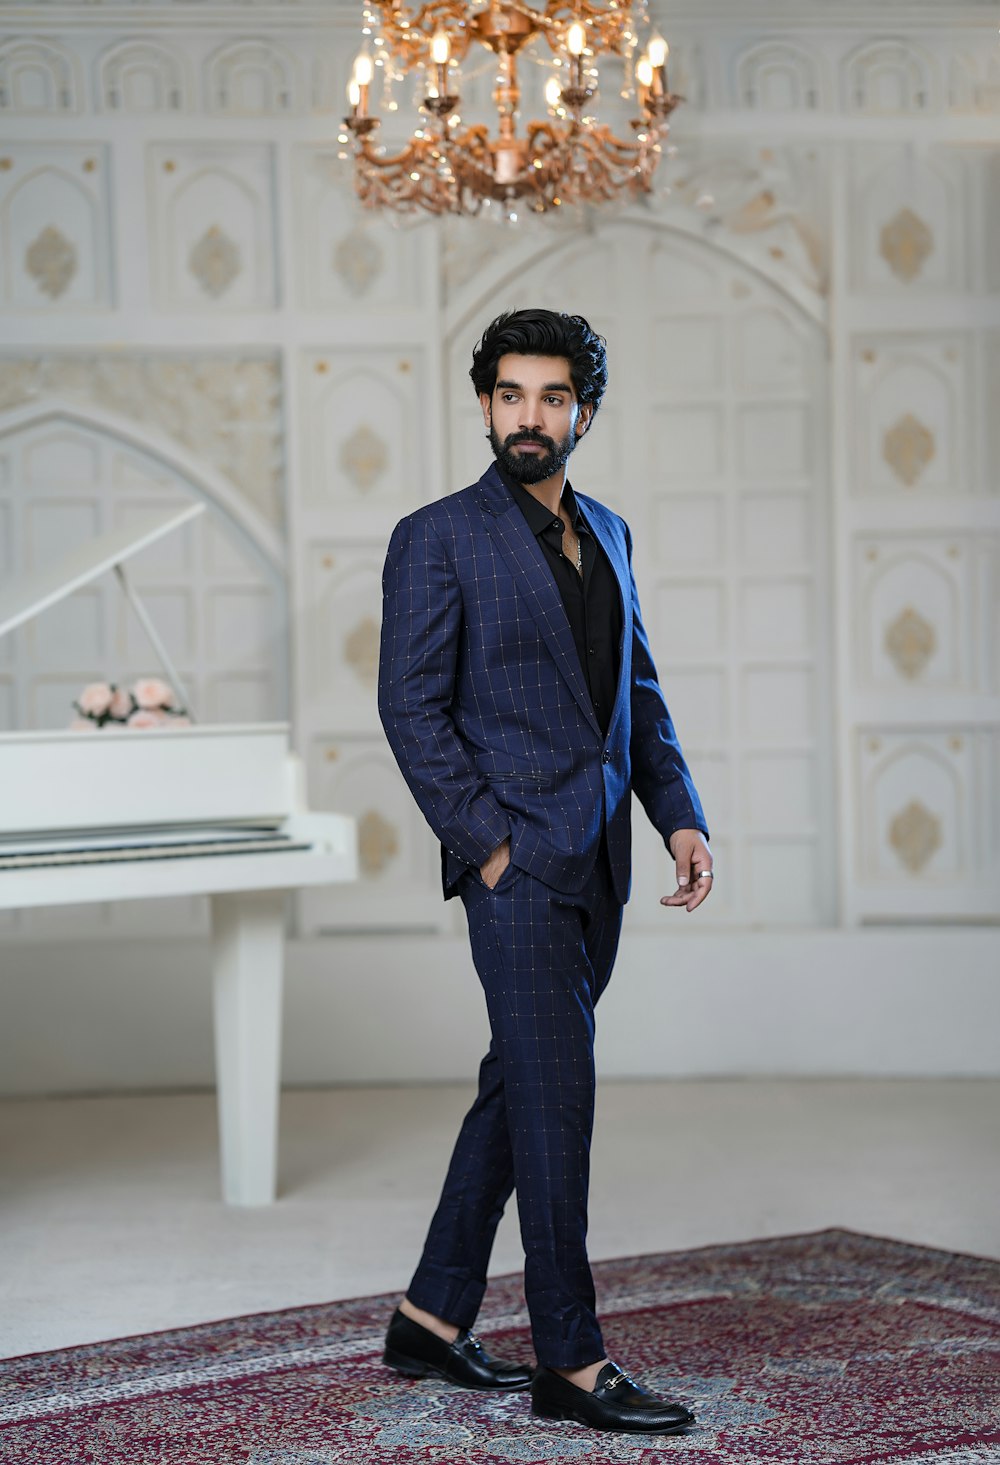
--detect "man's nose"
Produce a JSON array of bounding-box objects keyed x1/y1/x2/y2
[{"x1": 518, "y1": 399, "x2": 544, "y2": 430}]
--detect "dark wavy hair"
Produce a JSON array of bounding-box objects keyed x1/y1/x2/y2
[{"x1": 470, "y1": 309, "x2": 608, "y2": 417}]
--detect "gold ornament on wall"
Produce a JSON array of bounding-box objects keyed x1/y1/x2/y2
[
  {"x1": 885, "y1": 606, "x2": 937, "y2": 680},
  {"x1": 888, "y1": 798, "x2": 942, "y2": 874},
  {"x1": 333, "y1": 226, "x2": 384, "y2": 296},
  {"x1": 879, "y1": 207, "x2": 933, "y2": 283},
  {"x1": 358, "y1": 808, "x2": 399, "y2": 876},
  {"x1": 883, "y1": 413, "x2": 935, "y2": 487},
  {"x1": 344, "y1": 615, "x2": 380, "y2": 686},
  {"x1": 189, "y1": 224, "x2": 242, "y2": 298},
  {"x1": 25, "y1": 225, "x2": 77, "y2": 299},
  {"x1": 341, "y1": 422, "x2": 388, "y2": 492}
]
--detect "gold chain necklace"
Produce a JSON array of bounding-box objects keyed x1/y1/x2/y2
[{"x1": 562, "y1": 516, "x2": 583, "y2": 575}]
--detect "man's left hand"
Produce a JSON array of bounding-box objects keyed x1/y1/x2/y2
[{"x1": 662, "y1": 830, "x2": 714, "y2": 913}]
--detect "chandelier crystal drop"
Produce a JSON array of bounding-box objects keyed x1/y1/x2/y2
[{"x1": 339, "y1": 0, "x2": 682, "y2": 218}]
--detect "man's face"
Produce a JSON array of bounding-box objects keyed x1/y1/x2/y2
[{"x1": 480, "y1": 353, "x2": 592, "y2": 486}]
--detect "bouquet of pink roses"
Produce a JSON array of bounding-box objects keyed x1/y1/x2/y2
[{"x1": 71, "y1": 678, "x2": 191, "y2": 730}]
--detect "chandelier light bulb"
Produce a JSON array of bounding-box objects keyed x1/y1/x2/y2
[
  {"x1": 353, "y1": 52, "x2": 375, "y2": 86},
  {"x1": 647, "y1": 34, "x2": 668, "y2": 68},
  {"x1": 567, "y1": 22, "x2": 586, "y2": 56},
  {"x1": 430, "y1": 31, "x2": 451, "y2": 65},
  {"x1": 347, "y1": 78, "x2": 361, "y2": 107},
  {"x1": 636, "y1": 56, "x2": 654, "y2": 88},
  {"x1": 545, "y1": 76, "x2": 562, "y2": 108}
]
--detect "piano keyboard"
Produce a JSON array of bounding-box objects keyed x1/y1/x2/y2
[{"x1": 0, "y1": 831, "x2": 311, "y2": 872}]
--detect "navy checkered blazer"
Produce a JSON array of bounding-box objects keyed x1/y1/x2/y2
[{"x1": 378, "y1": 462, "x2": 708, "y2": 904}]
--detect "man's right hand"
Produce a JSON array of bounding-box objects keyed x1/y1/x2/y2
[{"x1": 480, "y1": 836, "x2": 511, "y2": 889}]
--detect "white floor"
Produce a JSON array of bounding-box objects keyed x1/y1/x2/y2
[{"x1": 1, "y1": 1079, "x2": 998, "y2": 1360}]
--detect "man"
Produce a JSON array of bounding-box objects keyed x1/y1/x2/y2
[{"x1": 377, "y1": 308, "x2": 712, "y2": 1435}]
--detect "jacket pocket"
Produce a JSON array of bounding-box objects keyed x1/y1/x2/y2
[{"x1": 484, "y1": 769, "x2": 554, "y2": 787}]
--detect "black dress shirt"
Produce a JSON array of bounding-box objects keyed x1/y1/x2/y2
[{"x1": 503, "y1": 473, "x2": 623, "y2": 737}]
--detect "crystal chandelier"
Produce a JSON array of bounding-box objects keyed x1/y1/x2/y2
[{"x1": 339, "y1": 1, "x2": 681, "y2": 218}]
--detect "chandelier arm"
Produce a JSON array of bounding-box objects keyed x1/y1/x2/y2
[
  {"x1": 374, "y1": 0, "x2": 476, "y2": 61},
  {"x1": 540, "y1": 0, "x2": 634, "y2": 53}
]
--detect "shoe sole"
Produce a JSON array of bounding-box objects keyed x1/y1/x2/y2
[
  {"x1": 531, "y1": 1400, "x2": 694, "y2": 1433},
  {"x1": 383, "y1": 1346, "x2": 531, "y2": 1391}
]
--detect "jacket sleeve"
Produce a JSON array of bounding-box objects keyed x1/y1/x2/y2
[
  {"x1": 377, "y1": 512, "x2": 511, "y2": 867},
  {"x1": 625, "y1": 523, "x2": 710, "y2": 847}
]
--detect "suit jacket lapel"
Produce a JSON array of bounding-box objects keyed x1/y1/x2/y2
[{"x1": 475, "y1": 466, "x2": 602, "y2": 738}]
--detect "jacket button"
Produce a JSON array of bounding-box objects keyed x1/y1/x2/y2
[{"x1": 602, "y1": 751, "x2": 612, "y2": 765}]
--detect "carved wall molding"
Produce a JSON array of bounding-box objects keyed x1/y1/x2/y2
[
  {"x1": 148, "y1": 143, "x2": 277, "y2": 311},
  {"x1": 0, "y1": 38, "x2": 78, "y2": 113},
  {"x1": 4, "y1": 11, "x2": 1000, "y2": 120},
  {"x1": 0, "y1": 145, "x2": 111, "y2": 309},
  {"x1": 300, "y1": 349, "x2": 424, "y2": 515},
  {"x1": 204, "y1": 37, "x2": 301, "y2": 115},
  {"x1": 858, "y1": 732, "x2": 974, "y2": 893},
  {"x1": 0, "y1": 353, "x2": 284, "y2": 528},
  {"x1": 735, "y1": 41, "x2": 827, "y2": 112},
  {"x1": 854, "y1": 334, "x2": 968, "y2": 499},
  {"x1": 293, "y1": 152, "x2": 425, "y2": 312},
  {"x1": 856, "y1": 536, "x2": 975, "y2": 694},
  {"x1": 97, "y1": 38, "x2": 186, "y2": 113},
  {"x1": 850, "y1": 145, "x2": 965, "y2": 294},
  {"x1": 843, "y1": 38, "x2": 938, "y2": 114}
]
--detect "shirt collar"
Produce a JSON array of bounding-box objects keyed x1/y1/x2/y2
[{"x1": 497, "y1": 467, "x2": 587, "y2": 537}]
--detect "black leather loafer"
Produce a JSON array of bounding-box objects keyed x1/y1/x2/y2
[
  {"x1": 531, "y1": 1360, "x2": 695, "y2": 1433},
  {"x1": 383, "y1": 1308, "x2": 533, "y2": 1390}
]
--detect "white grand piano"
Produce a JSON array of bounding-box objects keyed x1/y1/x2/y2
[{"x1": 0, "y1": 502, "x2": 357, "y2": 1205}]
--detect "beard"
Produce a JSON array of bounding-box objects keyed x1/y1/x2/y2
[{"x1": 489, "y1": 423, "x2": 577, "y2": 485}]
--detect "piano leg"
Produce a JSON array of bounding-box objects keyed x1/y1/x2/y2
[{"x1": 210, "y1": 890, "x2": 286, "y2": 1206}]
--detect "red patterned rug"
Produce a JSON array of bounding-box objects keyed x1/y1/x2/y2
[{"x1": 2, "y1": 1229, "x2": 998, "y2": 1464}]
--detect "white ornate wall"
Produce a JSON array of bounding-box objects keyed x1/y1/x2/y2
[{"x1": 0, "y1": 0, "x2": 997, "y2": 1092}]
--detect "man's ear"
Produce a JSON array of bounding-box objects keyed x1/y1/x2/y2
[
  {"x1": 576, "y1": 403, "x2": 594, "y2": 437},
  {"x1": 480, "y1": 391, "x2": 492, "y2": 431}
]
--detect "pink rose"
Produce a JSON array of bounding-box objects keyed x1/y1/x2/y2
[
  {"x1": 133, "y1": 677, "x2": 176, "y2": 711},
  {"x1": 127, "y1": 709, "x2": 166, "y2": 729},
  {"x1": 108, "y1": 686, "x2": 133, "y2": 720},
  {"x1": 77, "y1": 682, "x2": 114, "y2": 716}
]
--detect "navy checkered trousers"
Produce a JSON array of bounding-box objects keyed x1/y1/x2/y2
[{"x1": 378, "y1": 461, "x2": 707, "y2": 1369}]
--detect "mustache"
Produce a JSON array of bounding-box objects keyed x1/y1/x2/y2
[{"x1": 505, "y1": 431, "x2": 555, "y2": 450}]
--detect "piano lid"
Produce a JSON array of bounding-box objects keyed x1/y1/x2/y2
[{"x1": 0, "y1": 501, "x2": 205, "y2": 641}]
